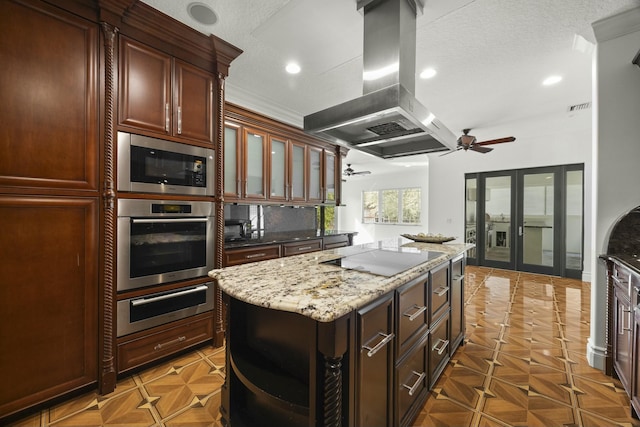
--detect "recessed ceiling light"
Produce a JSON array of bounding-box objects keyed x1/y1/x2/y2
[
  {"x1": 419, "y1": 68, "x2": 437, "y2": 79},
  {"x1": 285, "y1": 62, "x2": 301, "y2": 74},
  {"x1": 187, "y1": 2, "x2": 217, "y2": 25},
  {"x1": 542, "y1": 75, "x2": 562, "y2": 86}
]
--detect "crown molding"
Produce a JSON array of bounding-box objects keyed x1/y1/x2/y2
[{"x1": 593, "y1": 6, "x2": 640, "y2": 43}]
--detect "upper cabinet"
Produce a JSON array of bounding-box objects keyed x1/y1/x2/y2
[
  {"x1": 224, "y1": 121, "x2": 267, "y2": 201},
  {"x1": 119, "y1": 37, "x2": 214, "y2": 145},
  {"x1": 224, "y1": 104, "x2": 344, "y2": 206}
]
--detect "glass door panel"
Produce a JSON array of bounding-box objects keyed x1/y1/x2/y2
[
  {"x1": 245, "y1": 129, "x2": 265, "y2": 198},
  {"x1": 465, "y1": 177, "x2": 477, "y2": 261},
  {"x1": 308, "y1": 147, "x2": 322, "y2": 202},
  {"x1": 484, "y1": 175, "x2": 513, "y2": 265},
  {"x1": 521, "y1": 172, "x2": 554, "y2": 267},
  {"x1": 565, "y1": 169, "x2": 583, "y2": 277},
  {"x1": 291, "y1": 142, "x2": 306, "y2": 201},
  {"x1": 269, "y1": 136, "x2": 287, "y2": 200},
  {"x1": 325, "y1": 151, "x2": 336, "y2": 203},
  {"x1": 224, "y1": 125, "x2": 239, "y2": 197}
]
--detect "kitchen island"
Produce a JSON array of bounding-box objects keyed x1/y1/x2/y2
[{"x1": 209, "y1": 238, "x2": 472, "y2": 427}]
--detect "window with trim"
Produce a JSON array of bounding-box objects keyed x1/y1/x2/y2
[{"x1": 362, "y1": 188, "x2": 421, "y2": 224}]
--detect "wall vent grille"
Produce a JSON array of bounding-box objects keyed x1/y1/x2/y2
[{"x1": 567, "y1": 102, "x2": 591, "y2": 112}]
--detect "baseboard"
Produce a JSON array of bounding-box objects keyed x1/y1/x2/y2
[{"x1": 586, "y1": 337, "x2": 608, "y2": 370}]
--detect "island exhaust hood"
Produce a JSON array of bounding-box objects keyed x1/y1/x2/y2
[{"x1": 303, "y1": 0, "x2": 457, "y2": 159}]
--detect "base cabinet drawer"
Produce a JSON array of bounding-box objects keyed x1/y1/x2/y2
[
  {"x1": 396, "y1": 274, "x2": 428, "y2": 356},
  {"x1": 117, "y1": 312, "x2": 213, "y2": 374},
  {"x1": 429, "y1": 264, "x2": 450, "y2": 323},
  {"x1": 282, "y1": 239, "x2": 323, "y2": 256},
  {"x1": 323, "y1": 234, "x2": 350, "y2": 250},
  {"x1": 429, "y1": 312, "x2": 450, "y2": 387},
  {"x1": 396, "y1": 338, "x2": 429, "y2": 427},
  {"x1": 224, "y1": 244, "x2": 281, "y2": 266}
]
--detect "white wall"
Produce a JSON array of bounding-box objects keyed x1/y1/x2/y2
[
  {"x1": 589, "y1": 8, "x2": 640, "y2": 370},
  {"x1": 338, "y1": 165, "x2": 430, "y2": 245}
]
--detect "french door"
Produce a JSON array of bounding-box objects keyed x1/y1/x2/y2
[{"x1": 465, "y1": 164, "x2": 583, "y2": 278}]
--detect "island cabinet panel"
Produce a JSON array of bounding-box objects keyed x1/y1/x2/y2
[
  {"x1": 428, "y1": 312, "x2": 451, "y2": 388},
  {"x1": 395, "y1": 337, "x2": 429, "y2": 427},
  {"x1": 356, "y1": 293, "x2": 395, "y2": 427},
  {"x1": 323, "y1": 234, "x2": 350, "y2": 250},
  {"x1": 396, "y1": 275, "x2": 429, "y2": 356},
  {"x1": 429, "y1": 262, "x2": 450, "y2": 324},
  {"x1": 119, "y1": 37, "x2": 214, "y2": 145},
  {"x1": 0, "y1": 196, "x2": 98, "y2": 419},
  {"x1": 450, "y1": 255, "x2": 466, "y2": 353},
  {"x1": 0, "y1": 0, "x2": 99, "y2": 192}
]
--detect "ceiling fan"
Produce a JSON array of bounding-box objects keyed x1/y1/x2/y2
[
  {"x1": 443, "y1": 129, "x2": 516, "y2": 155},
  {"x1": 343, "y1": 164, "x2": 371, "y2": 177}
]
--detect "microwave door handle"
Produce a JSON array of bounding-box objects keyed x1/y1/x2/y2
[
  {"x1": 131, "y1": 285, "x2": 209, "y2": 306},
  {"x1": 131, "y1": 218, "x2": 209, "y2": 224}
]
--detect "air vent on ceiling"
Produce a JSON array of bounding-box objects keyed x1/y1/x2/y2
[{"x1": 567, "y1": 102, "x2": 591, "y2": 112}]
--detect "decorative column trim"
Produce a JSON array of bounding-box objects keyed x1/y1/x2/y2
[
  {"x1": 99, "y1": 21, "x2": 118, "y2": 394},
  {"x1": 323, "y1": 355, "x2": 343, "y2": 427},
  {"x1": 214, "y1": 71, "x2": 226, "y2": 347}
]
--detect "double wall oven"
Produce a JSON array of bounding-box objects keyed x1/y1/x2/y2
[{"x1": 116, "y1": 132, "x2": 216, "y2": 338}]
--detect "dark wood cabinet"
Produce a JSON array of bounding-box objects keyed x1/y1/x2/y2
[
  {"x1": 614, "y1": 282, "x2": 634, "y2": 393},
  {"x1": 0, "y1": 0, "x2": 99, "y2": 192},
  {"x1": 0, "y1": 196, "x2": 98, "y2": 418},
  {"x1": 117, "y1": 311, "x2": 213, "y2": 374},
  {"x1": 224, "y1": 244, "x2": 282, "y2": 267},
  {"x1": 323, "y1": 234, "x2": 350, "y2": 250},
  {"x1": 282, "y1": 239, "x2": 323, "y2": 257},
  {"x1": 119, "y1": 37, "x2": 214, "y2": 145},
  {"x1": 356, "y1": 293, "x2": 395, "y2": 427}
]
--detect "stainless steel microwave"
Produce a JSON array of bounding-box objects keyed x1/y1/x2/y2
[{"x1": 117, "y1": 131, "x2": 215, "y2": 196}]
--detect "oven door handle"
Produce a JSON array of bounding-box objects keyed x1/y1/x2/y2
[
  {"x1": 130, "y1": 285, "x2": 208, "y2": 306},
  {"x1": 131, "y1": 218, "x2": 208, "y2": 224}
]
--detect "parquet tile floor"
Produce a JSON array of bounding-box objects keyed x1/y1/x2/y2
[{"x1": 10, "y1": 266, "x2": 640, "y2": 426}]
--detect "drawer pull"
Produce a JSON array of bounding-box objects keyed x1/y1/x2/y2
[
  {"x1": 432, "y1": 338, "x2": 449, "y2": 355},
  {"x1": 403, "y1": 304, "x2": 427, "y2": 322},
  {"x1": 297, "y1": 246, "x2": 313, "y2": 251},
  {"x1": 154, "y1": 335, "x2": 186, "y2": 351},
  {"x1": 613, "y1": 276, "x2": 628, "y2": 285},
  {"x1": 434, "y1": 286, "x2": 449, "y2": 297},
  {"x1": 402, "y1": 371, "x2": 426, "y2": 396},
  {"x1": 453, "y1": 274, "x2": 464, "y2": 281},
  {"x1": 245, "y1": 253, "x2": 267, "y2": 259},
  {"x1": 363, "y1": 332, "x2": 394, "y2": 357}
]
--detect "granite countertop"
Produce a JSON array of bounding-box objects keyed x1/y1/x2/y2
[
  {"x1": 210, "y1": 238, "x2": 473, "y2": 323},
  {"x1": 225, "y1": 230, "x2": 356, "y2": 249}
]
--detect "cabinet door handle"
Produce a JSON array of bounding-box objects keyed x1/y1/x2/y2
[
  {"x1": 154, "y1": 335, "x2": 186, "y2": 351},
  {"x1": 403, "y1": 304, "x2": 426, "y2": 322},
  {"x1": 434, "y1": 286, "x2": 449, "y2": 296},
  {"x1": 402, "y1": 371, "x2": 426, "y2": 396},
  {"x1": 177, "y1": 105, "x2": 182, "y2": 134},
  {"x1": 363, "y1": 332, "x2": 394, "y2": 357},
  {"x1": 453, "y1": 274, "x2": 464, "y2": 281},
  {"x1": 432, "y1": 338, "x2": 449, "y2": 355},
  {"x1": 297, "y1": 246, "x2": 313, "y2": 251},
  {"x1": 165, "y1": 103, "x2": 170, "y2": 132}
]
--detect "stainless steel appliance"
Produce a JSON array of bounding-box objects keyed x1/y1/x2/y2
[
  {"x1": 117, "y1": 282, "x2": 215, "y2": 337},
  {"x1": 117, "y1": 131, "x2": 215, "y2": 196},
  {"x1": 117, "y1": 199, "x2": 215, "y2": 291},
  {"x1": 322, "y1": 248, "x2": 444, "y2": 276}
]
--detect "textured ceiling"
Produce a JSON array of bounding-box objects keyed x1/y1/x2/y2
[{"x1": 141, "y1": 0, "x2": 638, "y2": 173}]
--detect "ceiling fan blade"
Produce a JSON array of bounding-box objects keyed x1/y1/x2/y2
[
  {"x1": 439, "y1": 147, "x2": 462, "y2": 157},
  {"x1": 470, "y1": 145, "x2": 493, "y2": 153},
  {"x1": 475, "y1": 136, "x2": 516, "y2": 146}
]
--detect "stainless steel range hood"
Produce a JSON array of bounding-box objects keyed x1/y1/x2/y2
[{"x1": 303, "y1": 0, "x2": 457, "y2": 158}]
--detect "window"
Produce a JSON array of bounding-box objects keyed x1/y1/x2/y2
[{"x1": 362, "y1": 188, "x2": 421, "y2": 224}]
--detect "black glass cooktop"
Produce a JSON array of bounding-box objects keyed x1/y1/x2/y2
[{"x1": 322, "y1": 248, "x2": 444, "y2": 277}]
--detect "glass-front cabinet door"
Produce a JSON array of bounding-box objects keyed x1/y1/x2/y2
[
  {"x1": 324, "y1": 150, "x2": 336, "y2": 204},
  {"x1": 290, "y1": 141, "x2": 306, "y2": 202},
  {"x1": 269, "y1": 135, "x2": 288, "y2": 201},
  {"x1": 243, "y1": 127, "x2": 267, "y2": 200},
  {"x1": 224, "y1": 123, "x2": 241, "y2": 199},
  {"x1": 308, "y1": 146, "x2": 322, "y2": 202}
]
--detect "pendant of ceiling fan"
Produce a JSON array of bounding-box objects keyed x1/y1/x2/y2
[{"x1": 343, "y1": 164, "x2": 371, "y2": 176}]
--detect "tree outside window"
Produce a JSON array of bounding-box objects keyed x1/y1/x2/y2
[{"x1": 362, "y1": 187, "x2": 421, "y2": 224}]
